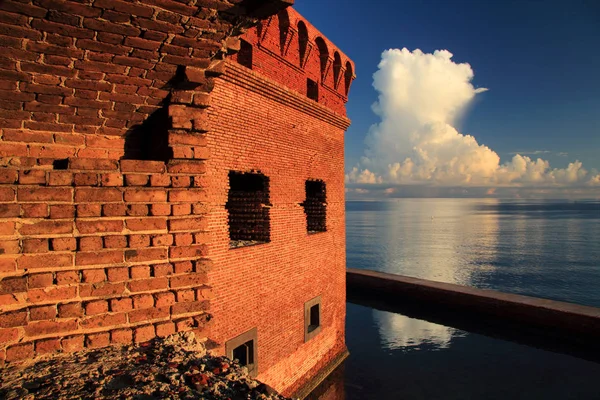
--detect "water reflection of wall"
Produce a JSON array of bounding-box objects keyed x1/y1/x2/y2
[{"x1": 306, "y1": 364, "x2": 346, "y2": 400}]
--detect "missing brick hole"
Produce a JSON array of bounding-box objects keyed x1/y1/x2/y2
[
  {"x1": 302, "y1": 180, "x2": 326, "y2": 233},
  {"x1": 237, "y1": 40, "x2": 253, "y2": 69},
  {"x1": 226, "y1": 171, "x2": 271, "y2": 247},
  {"x1": 53, "y1": 159, "x2": 69, "y2": 170}
]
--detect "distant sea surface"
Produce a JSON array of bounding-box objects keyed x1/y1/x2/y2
[{"x1": 346, "y1": 198, "x2": 600, "y2": 307}]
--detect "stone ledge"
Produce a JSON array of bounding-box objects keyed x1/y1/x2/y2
[{"x1": 347, "y1": 268, "x2": 600, "y2": 340}]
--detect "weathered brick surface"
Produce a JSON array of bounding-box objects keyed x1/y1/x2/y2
[
  {"x1": 0, "y1": 0, "x2": 280, "y2": 160},
  {"x1": 0, "y1": 159, "x2": 214, "y2": 346},
  {"x1": 0, "y1": 0, "x2": 267, "y2": 363},
  {"x1": 0, "y1": 0, "x2": 356, "y2": 396}
]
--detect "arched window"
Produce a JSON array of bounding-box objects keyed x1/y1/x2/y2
[
  {"x1": 333, "y1": 52, "x2": 342, "y2": 88},
  {"x1": 315, "y1": 37, "x2": 328, "y2": 80},
  {"x1": 298, "y1": 21, "x2": 308, "y2": 66},
  {"x1": 278, "y1": 10, "x2": 290, "y2": 55},
  {"x1": 344, "y1": 61, "x2": 353, "y2": 95}
]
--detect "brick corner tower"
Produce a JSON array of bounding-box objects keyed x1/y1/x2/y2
[{"x1": 206, "y1": 6, "x2": 355, "y2": 396}]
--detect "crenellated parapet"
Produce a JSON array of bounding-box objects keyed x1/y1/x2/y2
[{"x1": 228, "y1": 8, "x2": 356, "y2": 117}]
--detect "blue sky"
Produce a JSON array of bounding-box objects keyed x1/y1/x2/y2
[{"x1": 295, "y1": 1, "x2": 600, "y2": 196}]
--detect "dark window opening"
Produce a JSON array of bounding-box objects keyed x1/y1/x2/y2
[
  {"x1": 226, "y1": 171, "x2": 271, "y2": 248},
  {"x1": 237, "y1": 40, "x2": 253, "y2": 69},
  {"x1": 308, "y1": 304, "x2": 320, "y2": 333},
  {"x1": 226, "y1": 328, "x2": 258, "y2": 376},
  {"x1": 232, "y1": 340, "x2": 254, "y2": 367},
  {"x1": 307, "y1": 79, "x2": 318, "y2": 102},
  {"x1": 302, "y1": 180, "x2": 326, "y2": 233},
  {"x1": 304, "y1": 296, "x2": 322, "y2": 342}
]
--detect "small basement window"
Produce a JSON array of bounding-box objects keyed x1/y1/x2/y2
[
  {"x1": 304, "y1": 296, "x2": 322, "y2": 342},
  {"x1": 237, "y1": 39, "x2": 253, "y2": 69},
  {"x1": 226, "y1": 171, "x2": 271, "y2": 248},
  {"x1": 307, "y1": 78, "x2": 318, "y2": 102},
  {"x1": 233, "y1": 340, "x2": 254, "y2": 366},
  {"x1": 302, "y1": 180, "x2": 326, "y2": 233},
  {"x1": 226, "y1": 328, "x2": 258, "y2": 376}
]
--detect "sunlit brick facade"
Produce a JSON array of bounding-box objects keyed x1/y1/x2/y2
[{"x1": 206, "y1": 9, "x2": 355, "y2": 395}]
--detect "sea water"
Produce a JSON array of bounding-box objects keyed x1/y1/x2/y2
[
  {"x1": 324, "y1": 199, "x2": 600, "y2": 400},
  {"x1": 347, "y1": 198, "x2": 600, "y2": 307}
]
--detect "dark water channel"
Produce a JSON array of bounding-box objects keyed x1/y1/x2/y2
[{"x1": 308, "y1": 303, "x2": 600, "y2": 400}]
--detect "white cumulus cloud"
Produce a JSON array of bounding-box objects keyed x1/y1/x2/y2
[{"x1": 347, "y1": 48, "x2": 600, "y2": 188}]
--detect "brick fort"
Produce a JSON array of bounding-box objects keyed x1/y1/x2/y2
[{"x1": 0, "y1": 0, "x2": 355, "y2": 396}]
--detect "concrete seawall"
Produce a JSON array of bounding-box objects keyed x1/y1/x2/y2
[{"x1": 347, "y1": 268, "x2": 600, "y2": 349}]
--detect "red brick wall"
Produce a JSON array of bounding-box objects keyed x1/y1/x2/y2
[
  {"x1": 0, "y1": 157, "x2": 212, "y2": 363},
  {"x1": 0, "y1": 0, "x2": 293, "y2": 364},
  {"x1": 232, "y1": 8, "x2": 355, "y2": 117},
  {"x1": 0, "y1": 0, "x2": 226, "y2": 154},
  {"x1": 204, "y1": 61, "x2": 349, "y2": 395}
]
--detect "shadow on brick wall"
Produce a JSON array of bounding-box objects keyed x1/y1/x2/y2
[
  {"x1": 122, "y1": 67, "x2": 192, "y2": 161},
  {"x1": 123, "y1": 101, "x2": 173, "y2": 162}
]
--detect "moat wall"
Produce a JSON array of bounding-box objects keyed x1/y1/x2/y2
[{"x1": 347, "y1": 268, "x2": 600, "y2": 346}]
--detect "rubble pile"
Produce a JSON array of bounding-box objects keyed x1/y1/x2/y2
[{"x1": 0, "y1": 333, "x2": 290, "y2": 400}]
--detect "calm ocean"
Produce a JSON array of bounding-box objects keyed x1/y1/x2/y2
[
  {"x1": 325, "y1": 199, "x2": 600, "y2": 400},
  {"x1": 346, "y1": 198, "x2": 600, "y2": 307}
]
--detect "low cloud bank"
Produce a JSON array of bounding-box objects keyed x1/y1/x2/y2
[{"x1": 347, "y1": 49, "x2": 599, "y2": 193}]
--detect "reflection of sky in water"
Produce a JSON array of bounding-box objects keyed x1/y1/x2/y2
[
  {"x1": 373, "y1": 309, "x2": 465, "y2": 351},
  {"x1": 349, "y1": 198, "x2": 501, "y2": 286},
  {"x1": 347, "y1": 199, "x2": 600, "y2": 307}
]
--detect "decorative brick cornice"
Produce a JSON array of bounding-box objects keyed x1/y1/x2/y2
[{"x1": 221, "y1": 61, "x2": 352, "y2": 130}]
